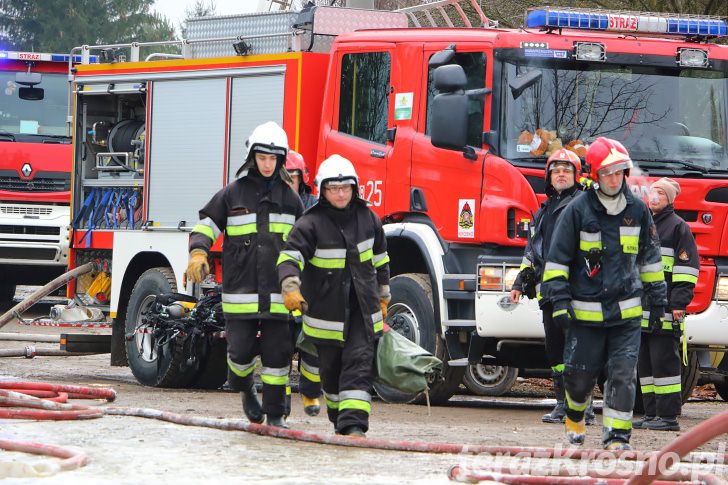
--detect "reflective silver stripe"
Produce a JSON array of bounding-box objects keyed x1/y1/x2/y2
[
  {"x1": 281, "y1": 250, "x2": 304, "y2": 263},
  {"x1": 271, "y1": 293, "x2": 284, "y2": 304},
  {"x1": 618, "y1": 297, "x2": 642, "y2": 311},
  {"x1": 642, "y1": 311, "x2": 673, "y2": 321},
  {"x1": 197, "y1": 217, "x2": 221, "y2": 238},
  {"x1": 639, "y1": 262, "x2": 663, "y2": 274},
  {"x1": 579, "y1": 231, "x2": 601, "y2": 242},
  {"x1": 303, "y1": 315, "x2": 345, "y2": 332},
  {"x1": 227, "y1": 213, "x2": 256, "y2": 226},
  {"x1": 269, "y1": 213, "x2": 296, "y2": 225},
  {"x1": 535, "y1": 283, "x2": 541, "y2": 293},
  {"x1": 371, "y1": 310, "x2": 383, "y2": 323},
  {"x1": 661, "y1": 247, "x2": 675, "y2": 256},
  {"x1": 357, "y1": 238, "x2": 374, "y2": 253},
  {"x1": 642, "y1": 311, "x2": 649, "y2": 319},
  {"x1": 301, "y1": 360, "x2": 319, "y2": 376},
  {"x1": 314, "y1": 248, "x2": 348, "y2": 259},
  {"x1": 339, "y1": 390, "x2": 372, "y2": 403},
  {"x1": 603, "y1": 405, "x2": 633, "y2": 421},
  {"x1": 228, "y1": 355, "x2": 257, "y2": 373},
  {"x1": 373, "y1": 252, "x2": 388, "y2": 265},
  {"x1": 521, "y1": 256, "x2": 532, "y2": 267},
  {"x1": 572, "y1": 300, "x2": 603, "y2": 312},
  {"x1": 673, "y1": 265, "x2": 699, "y2": 276},
  {"x1": 619, "y1": 226, "x2": 641, "y2": 237},
  {"x1": 324, "y1": 391, "x2": 339, "y2": 402},
  {"x1": 654, "y1": 375, "x2": 681, "y2": 386},
  {"x1": 639, "y1": 376, "x2": 654, "y2": 386},
  {"x1": 222, "y1": 293, "x2": 258, "y2": 304},
  {"x1": 545, "y1": 262, "x2": 570, "y2": 273},
  {"x1": 662, "y1": 313, "x2": 674, "y2": 322},
  {"x1": 260, "y1": 365, "x2": 290, "y2": 377}
]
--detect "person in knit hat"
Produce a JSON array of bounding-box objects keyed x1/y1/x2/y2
[{"x1": 634, "y1": 177, "x2": 699, "y2": 432}]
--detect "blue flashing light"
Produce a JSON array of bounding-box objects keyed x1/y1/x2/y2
[
  {"x1": 526, "y1": 8, "x2": 727, "y2": 38},
  {"x1": 49, "y1": 53, "x2": 99, "y2": 63},
  {"x1": 0, "y1": 51, "x2": 7, "y2": 59}
]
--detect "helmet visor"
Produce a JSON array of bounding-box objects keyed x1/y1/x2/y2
[{"x1": 597, "y1": 160, "x2": 632, "y2": 177}]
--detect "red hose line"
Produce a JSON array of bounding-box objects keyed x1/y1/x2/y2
[
  {"x1": 0, "y1": 439, "x2": 89, "y2": 471},
  {"x1": 627, "y1": 410, "x2": 728, "y2": 485},
  {"x1": 0, "y1": 381, "x2": 117, "y2": 401}
]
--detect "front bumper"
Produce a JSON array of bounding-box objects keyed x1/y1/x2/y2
[{"x1": 0, "y1": 203, "x2": 69, "y2": 266}]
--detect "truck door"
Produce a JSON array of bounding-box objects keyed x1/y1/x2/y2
[
  {"x1": 411, "y1": 45, "x2": 490, "y2": 242},
  {"x1": 323, "y1": 44, "x2": 396, "y2": 214}
]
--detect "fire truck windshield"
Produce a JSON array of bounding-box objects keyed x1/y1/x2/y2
[
  {"x1": 0, "y1": 71, "x2": 69, "y2": 141},
  {"x1": 502, "y1": 60, "x2": 728, "y2": 175}
]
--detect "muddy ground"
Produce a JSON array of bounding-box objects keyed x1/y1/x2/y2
[{"x1": 0, "y1": 299, "x2": 727, "y2": 484}]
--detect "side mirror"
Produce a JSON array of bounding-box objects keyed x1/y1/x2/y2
[
  {"x1": 16, "y1": 71, "x2": 41, "y2": 86},
  {"x1": 431, "y1": 91, "x2": 468, "y2": 151},
  {"x1": 433, "y1": 64, "x2": 467, "y2": 93},
  {"x1": 19, "y1": 87, "x2": 44, "y2": 101},
  {"x1": 509, "y1": 69, "x2": 542, "y2": 100},
  {"x1": 429, "y1": 43, "x2": 456, "y2": 69}
]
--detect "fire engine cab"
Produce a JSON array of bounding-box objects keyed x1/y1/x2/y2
[{"x1": 67, "y1": 3, "x2": 728, "y2": 403}]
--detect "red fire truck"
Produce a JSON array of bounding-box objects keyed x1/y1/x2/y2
[
  {"x1": 0, "y1": 50, "x2": 96, "y2": 303},
  {"x1": 67, "y1": 3, "x2": 728, "y2": 402}
]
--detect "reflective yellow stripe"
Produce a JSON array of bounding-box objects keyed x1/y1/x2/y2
[
  {"x1": 640, "y1": 272, "x2": 665, "y2": 283},
  {"x1": 222, "y1": 302, "x2": 259, "y2": 313},
  {"x1": 261, "y1": 374, "x2": 288, "y2": 386},
  {"x1": 373, "y1": 254, "x2": 390, "y2": 268},
  {"x1": 300, "y1": 366, "x2": 320, "y2": 383},
  {"x1": 227, "y1": 223, "x2": 257, "y2": 236},
  {"x1": 277, "y1": 252, "x2": 304, "y2": 270},
  {"x1": 573, "y1": 309, "x2": 603, "y2": 322},
  {"x1": 270, "y1": 303, "x2": 289, "y2": 314},
  {"x1": 303, "y1": 322, "x2": 344, "y2": 341},
  {"x1": 310, "y1": 256, "x2": 346, "y2": 269},
  {"x1": 565, "y1": 392, "x2": 588, "y2": 412},
  {"x1": 621, "y1": 306, "x2": 642, "y2": 320},
  {"x1": 543, "y1": 270, "x2": 568, "y2": 281},
  {"x1": 662, "y1": 255, "x2": 675, "y2": 273},
  {"x1": 325, "y1": 396, "x2": 339, "y2": 409},
  {"x1": 192, "y1": 224, "x2": 215, "y2": 241},
  {"x1": 641, "y1": 384, "x2": 655, "y2": 394},
  {"x1": 655, "y1": 383, "x2": 681, "y2": 394},
  {"x1": 603, "y1": 416, "x2": 632, "y2": 430},
  {"x1": 553, "y1": 309, "x2": 568, "y2": 318},
  {"x1": 340, "y1": 399, "x2": 371, "y2": 413},
  {"x1": 552, "y1": 364, "x2": 564, "y2": 373},
  {"x1": 269, "y1": 223, "x2": 293, "y2": 239},
  {"x1": 359, "y1": 248, "x2": 373, "y2": 263},
  {"x1": 580, "y1": 240, "x2": 602, "y2": 251},
  {"x1": 227, "y1": 356, "x2": 257, "y2": 378},
  {"x1": 672, "y1": 273, "x2": 698, "y2": 284}
]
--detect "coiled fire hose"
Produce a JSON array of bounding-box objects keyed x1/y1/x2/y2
[{"x1": 1, "y1": 381, "x2": 727, "y2": 483}]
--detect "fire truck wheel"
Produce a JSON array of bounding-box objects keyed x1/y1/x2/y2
[
  {"x1": 463, "y1": 364, "x2": 518, "y2": 396},
  {"x1": 124, "y1": 267, "x2": 198, "y2": 388},
  {"x1": 191, "y1": 337, "x2": 228, "y2": 390},
  {"x1": 0, "y1": 281, "x2": 16, "y2": 304},
  {"x1": 388, "y1": 273, "x2": 465, "y2": 405}
]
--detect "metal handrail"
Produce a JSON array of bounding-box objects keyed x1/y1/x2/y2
[{"x1": 397, "y1": 0, "x2": 496, "y2": 29}]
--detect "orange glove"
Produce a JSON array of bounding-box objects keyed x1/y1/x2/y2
[
  {"x1": 283, "y1": 290, "x2": 308, "y2": 314},
  {"x1": 186, "y1": 249, "x2": 209, "y2": 283},
  {"x1": 380, "y1": 299, "x2": 389, "y2": 319}
]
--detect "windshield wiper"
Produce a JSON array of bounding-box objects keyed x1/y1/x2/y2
[
  {"x1": 0, "y1": 132, "x2": 16, "y2": 142},
  {"x1": 638, "y1": 159, "x2": 709, "y2": 173}
]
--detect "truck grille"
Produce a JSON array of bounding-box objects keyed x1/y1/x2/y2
[
  {"x1": 0, "y1": 225, "x2": 60, "y2": 236},
  {"x1": 0, "y1": 247, "x2": 57, "y2": 260},
  {"x1": 0, "y1": 175, "x2": 70, "y2": 192},
  {"x1": 0, "y1": 205, "x2": 53, "y2": 215}
]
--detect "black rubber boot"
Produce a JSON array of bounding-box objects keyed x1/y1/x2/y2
[
  {"x1": 266, "y1": 414, "x2": 289, "y2": 429},
  {"x1": 584, "y1": 401, "x2": 597, "y2": 426},
  {"x1": 633, "y1": 416, "x2": 656, "y2": 429},
  {"x1": 241, "y1": 386, "x2": 264, "y2": 424},
  {"x1": 643, "y1": 417, "x2": 680, "y2": 431},
  {"x1": 542, "y1": 374, "x2": 567, "y2": 424},
  {"x1": 341, "y1": 425, "x2": 366, "y2": 438}
]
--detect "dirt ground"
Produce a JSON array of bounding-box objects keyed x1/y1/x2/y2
[{"x1": 1, "y1": 300, "x2": 727, "y2": 484}]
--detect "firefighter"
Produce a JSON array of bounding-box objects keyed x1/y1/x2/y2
[
  {"x1": 284, "y1": 149, "x2": 322, "y2": 417},
  {"x1": 541, "y1": 137, "x2": 667, "y2": 451},
  {"x1": 634, "y1": 178, "x2": 698, "y2": 432},
  {"x1": 277, "y1": 154, "x2": 390, "y2": 438},
  {"x1": 510, "y1": 148, "x2": 596, "y2": 426},
  {"x1": 187, "y1": 121, "x2": 303, "y2": 429},
  {"x1": 286, "y1": 150, "x2": 317, "y2": 210}
]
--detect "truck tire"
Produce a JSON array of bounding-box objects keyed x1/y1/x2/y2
[
  {"x1": 192, "y1": 337, "x2": 228, "y2": 390},
  {"x1": 124, "y1": 267, "x2": 197, "y2": 388},
  {"x1": 388, "y1": 273, "x2": 465, "y2": 405},
  {"x1": 0, "y1": 281, "x2": 16, "y2": 304},
  {"x1": 464, "y1": 364, "x2": 518, "y2": 396}
]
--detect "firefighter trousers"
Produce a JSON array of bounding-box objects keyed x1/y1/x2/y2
[
  {"x1": 291, "y1": 316, "x2": 322, "y2": 399},
  {"x1": 563, "y1": 319, "x2": 640, "y2": 445},
  {"x1": 225, "y1": 317, "x2": 292, "y2": 417},
  {"x1": 638, "y1": 332, "x2": 681, "y2": 418},
  {"x1": 542, "y1": 302, "x2": 566, "y2": 373},
  {"x1": 316, "y1": 308, "x2": 375, "y2": 434}
]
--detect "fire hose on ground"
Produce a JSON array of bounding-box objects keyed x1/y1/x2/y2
[{"x1": 0, "y1": 381, "x2": 726, "y2": 483}]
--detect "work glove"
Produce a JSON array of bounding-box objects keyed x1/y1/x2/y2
[
  {"x1": 671, "y1": 311, "x2": 684, "y2": 338},
  {"x1": 647, "y1": 306, "x2": 665, "y2": 334},
  {"x1": 186, "y1": 249, "x2": 209, "y2": 284},
  {"x1": 552, "y1": 300, "x2": 575, "y2": 330},
  {"x1": 282, "y1": 276, "x2": 308, "y2": 314},
  {"x1": 379, "y1": 284, "x2": 391, "y2": 319}
]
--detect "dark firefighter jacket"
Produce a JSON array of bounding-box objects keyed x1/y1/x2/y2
[
  {"x1": 640, "y1": 204, "x2": 699, "y2": 334},
  {"x1": 190, "y1": 171, "x2": 304, "y2": 320},
  {"x1": 541, "y1": 186, "x2": 667, "y2": 327},
  {"x1": 276, "y1": 197, "x2": 390, "y2": 347},
  {"x1": 299, "y1": 183, "x2": 317, "y2": 211},
  {"x1": 513, "y1": 184, "x2": 582, "y2": 304}
]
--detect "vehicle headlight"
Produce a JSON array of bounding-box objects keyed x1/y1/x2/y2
[
  {"x1": 478, "y1": 265, "x2": 519, "y2": 291},
  {"x1": 716, "y1": 276, "x2": 728, "y2": 301}
]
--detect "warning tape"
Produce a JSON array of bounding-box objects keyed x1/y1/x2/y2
[{"x1": 20, "y1": 320, "x2": 112, "y2": 329}]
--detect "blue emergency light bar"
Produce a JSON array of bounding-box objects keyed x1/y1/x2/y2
[
  {"x1": 0, "y1": 51, "x2": 98, "y2": 63},
  {"x1": 526, "y1": 7, "x2": 727, "y2": 38}
]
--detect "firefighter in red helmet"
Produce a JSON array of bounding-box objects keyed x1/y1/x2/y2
[
  {"x1": 542, "y1": 137, "x2": 666, "y2": 451},
  {"x1": 286, "y1": 150, "x2": 317, "y2": 210},
  {"x1": 511, "y1": 148, "x2": 594, "y2": 425}
]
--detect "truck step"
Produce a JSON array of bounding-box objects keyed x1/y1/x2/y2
[
  {"x1": 442, "y1": 319, "x2": 476, "y2": 327},
  {"x1": 60, "y1": 333, "x2": 111, "y2": 353},
  {"x1": 447, "y1": 358, "x2": 469, "y2": 367}
]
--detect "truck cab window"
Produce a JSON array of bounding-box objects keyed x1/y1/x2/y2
[
  {"x1": 338, "y1": 52, "x2": 391, "y2": 145},
  {"x1": 425, "y1": 52, "x2": 486, "y2": 147}
]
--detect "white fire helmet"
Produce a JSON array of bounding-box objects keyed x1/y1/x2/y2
[
  {"x1": 244, "y1": 121, "x2": 289, "y2": 162},
  {"x1": 315, "y1": 154, "x2": 359, "y2": 194}
]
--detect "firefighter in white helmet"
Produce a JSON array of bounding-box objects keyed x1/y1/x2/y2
[
  {"x1": 187, "y1": 121, "x2": 303, "y2": 429},
  {"x1": 277, "y1": 154, "x2": 390, "y2": 437}
]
